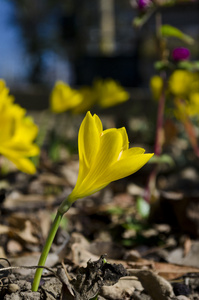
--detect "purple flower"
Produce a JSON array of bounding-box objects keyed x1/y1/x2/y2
[
  {"x1": 172, "y1": 47, "x2": 190, "y2": 61},
  {"x1": 137, "y1": 0, "x2": 152, "y2": 10}
]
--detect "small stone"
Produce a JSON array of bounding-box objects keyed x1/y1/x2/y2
[
  {"x1": 4, "y1": 293, "x2": 21, "y2": 300},
  {"x1": 129, "y1": 269, "x2": 174, "y2": 300},
  {"x1": 176, "y1": 296, "x2": 190, "y2": 300},
  {"x1": 20, "y1": 291, "x2": 40, "y2": 300},
  {"x1": 173, "y1": 282, "x2": 190, "y2": 296},
  {"x1": 7, "y1": 240, "x2": 22, "y2": 254},
  {"x1": 7, "y1": 283, "x2": 20, "y2": 293},
  {"x1": 133, "y1": 291, "x2": 152, "y2": 300}
]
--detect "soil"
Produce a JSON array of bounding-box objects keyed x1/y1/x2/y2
[{"x1": 1, "y1": 113, "x2": 199, "y2": 300}]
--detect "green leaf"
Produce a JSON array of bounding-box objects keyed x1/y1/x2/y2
[
  {"x1": 49, "y1": 140, "x2": 60, "y2": 162},
  {"x1": 123, "y1": 220, "x2": 143, "y2": 231},
  {"x1": 149, "y1": 154, "x2": 174, "y2": 166},
  {"x1": 154, "y1": 60, "x2": 173, "y2": 71},
  {"x1": 177, "y1": 61, "x2": 194, "y2": 71},
  {"x1": 160, "y1": 25, "x2": 194, "y2": 45},
  {"x1": 178, "y1": 60, "x2": 199, "y2": 71},
  {"x1": 107, "y1": 206, "x2": 124, "y2": 216},
  {"x1": 136, "y1": 196, "x2": 150, "y2": 218}
]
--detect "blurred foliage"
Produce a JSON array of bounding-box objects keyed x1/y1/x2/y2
[
  {"x1": 136, "y1": 196, "x2": 150, "y2": 218},
  {"x1": 160, "y1": 25, "x2": 194, "y2": 45}
]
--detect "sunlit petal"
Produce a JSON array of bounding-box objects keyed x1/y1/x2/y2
[
  {"x1": 74, "y1": 112, "x2": 102, "y2": 191},
  {"x1": 8, "y1": 157, "x2": 37, "y2": 174},
  {"x1": 0, "y1": 80, "x2": 39, "y2": 174},
  {"x1": 93, "y1": 114, "x2": 103, "y2": 134},
  {"x1": 121, "y1": 147, "x2": 146, "y2": 158},
  {"x1": 50, "y1": 81, "x2": 82, "y2": 113},
  {"x1": 73, "y1": 129, "x2": 123, "y2": 197},
  {"x1": 94, "y1": 79, "x2": 130, "y2": 108},
  {"x1": 0, "y1": 147, "x2": 37, "y2": 174},
  {"x1": 64, "y1": 112, "x2": 153, "y2": 206},
  {"x1": 78, "y1": 111, "x2": 101, "y2": 168},
  {"x1": 98, "y1": 153, "x2": 153, "y2": 184},
  {"x1": 118, "y1": 127, "x2": 129, "y2": 151}
]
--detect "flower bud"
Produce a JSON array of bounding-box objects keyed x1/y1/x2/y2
[
  {"x1": 137, "y1": 0, "x2": 152, "y2": 10},
  {"x1": 172, "y1": 47, "x2": 190, "y2": 61}
]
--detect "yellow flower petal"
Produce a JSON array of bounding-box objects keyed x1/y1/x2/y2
[
  {"x1": 94, "y1": 79, "x2": 130, "y2": 108},
  {"x1": 122, "y1": 147, "x2": 146, "y2": 158},
  {"x1": 0, "y1": 146, "x2": 37, "y2": 174},
  {"x1": 50, "y1": 81, "x2": 82, "y2": 113},
  {"x1": 169, "y1": 70, "x2": 193, "y2": 97},
  {"x1": 8, "y1": 156, "x2": 37, "y2": 174},
  {"x1": 0, "y1": 80, "x2": 40, "y2": 174},
  {"x1": 78, "y1": 111, "x2": 101, "y2": 168},
  {"x1": 93, "y1": 114, "x2": 103, "y2": 134},
  {"x1": 98, "y1": 153, "x2": 153, "y2": 184},
  {"x1": 187, "y1": 93, "x2": 199, "y2": 117},
  {"x1": 75, "y1": 112, "x2": 102, "y2": 189},
  {"x1": 150, "y1": 75, "x2": 163, "y2": 101},
  {"x1": 59, "y1": 112, "x2": 154, "y2": 209},
  {"x1": 70, "y1": 128, "x2": 123, "y2": 200},
  {"x1": 89, "y1": 128, "x2": 123, "y2": 177},
  {"x1": 118, "y1": 127, "x2": 129, "y2": 151},
  {"x1": 1, "y1": 143, "x2": 40, "y2": 157}
]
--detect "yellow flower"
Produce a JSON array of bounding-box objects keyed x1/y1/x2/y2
[
  {"x1": 186, "y1": 92, "x2": 199, "y2": 117},
  {"x1": 150, "y1": 75, "x2": 163, "y2": 101},
  {"x1": 72, "y1": 86, "x2": 97, "y2": 114},
  {"x1": 0, "y1": 79, "x2": 15, "y2": 109},
  {"x1": 168, "y1": 70, "x2": 199, "y2": 120},
  {"x1": 94, "y1": 79, "x2": 130, "y2": 108},
  {"x1": 32, "y1": 111, "x2": 153, "y2": 291},
  {"x1": 169, "y1": 70, "x2": 193, "y2": 97},
  {"x1": 50, "y1": 81, "x2": 83, "y2": 113},
  {"x1": 59, "y1": 112, "x2": 153, "y2": 211},
  {"x1": 0, "y1": 81, "x2": 39, "y2": 174}
]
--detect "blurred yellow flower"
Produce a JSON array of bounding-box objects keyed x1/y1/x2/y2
[
  {"x1": 50, "y1": 81, "x2": 83, "y2": 113},
  {"x1": 0, "y1": 80, "x2": 15, "y2": 109},
  {"x1": 0, "y1": 80, "x2": 39, "y2": 174},
  {"x1": 186, "y1": 92, "x2": 199, "y2": 117},
  {"x1": 169, "y1": 70, "x2": 194, "y2": 97},
  {"x1": 168, "y1": 70, "x2": 199, "y2": 120},
  {"x1": 59, "y1": 112, "x2": 153, "y2": 211},
  {"x1": 72, "y1": 86, "x2": 97, "y2": 114},
  {"x1": 150, "y1": 75, "x2": 163, "y2": 100},
  {"x1": 94, "y1": 79, "x2": 130, "y2": 108}
]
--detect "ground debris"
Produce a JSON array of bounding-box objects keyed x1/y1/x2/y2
[
  {"x1": 41, "y1": 277, "x2": 62, "y2": 300},
  {"x1": 69, "y1": 255, "x2": 127, "y2": 300},
  {"x1": 128, "y1": 269, "x2": 174, "y2": 300}
]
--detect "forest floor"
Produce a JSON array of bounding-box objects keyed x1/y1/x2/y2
[{"x1": 0, "y1": 111, "x2": 199, "y2": 300}]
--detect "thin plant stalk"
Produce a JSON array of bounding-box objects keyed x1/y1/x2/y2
[
  {"x1": 32, "y1": 200, "x2": 71, "y2": 292},
  {"x1": 145, "y1": 72, "x2": 167, "y2": 202},
  {"x1": 154, "y1": 72, "x2": 167, "y2": 156},
  {"x1": 144, "y1": 11, "x2": 167, "y2": 203}
]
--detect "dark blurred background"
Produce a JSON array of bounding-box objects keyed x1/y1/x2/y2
[{"x1": 0, "y1": 0, "x2": 199, "y2": 109}]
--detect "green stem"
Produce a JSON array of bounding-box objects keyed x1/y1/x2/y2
[{"x1": 32, "y1": 199, "x2": 71, "y2": 292}]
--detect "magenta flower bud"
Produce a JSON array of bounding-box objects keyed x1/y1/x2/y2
[
  {"x1": 172, "y1": 47, "x2": 190, "y2": 61},
  {"x1": 137, "y1": 0, "x2": 152, "y2": 10}
]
